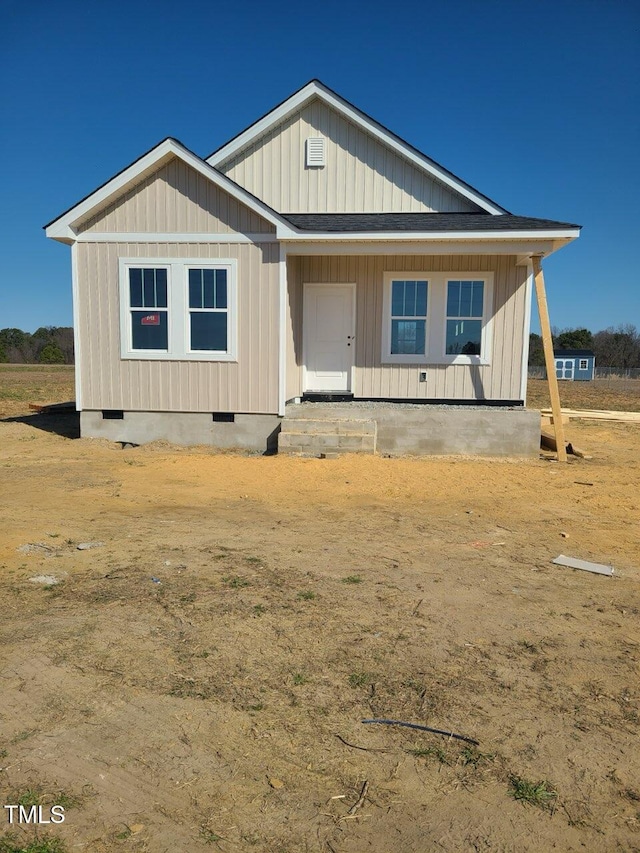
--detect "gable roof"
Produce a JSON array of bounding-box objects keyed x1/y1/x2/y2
[
  {"x1": 282, "y1": 213, "x2": 581, "y2": 235},
  {"x1": 207, "y1": 80, "x2": 509, "y2": 216},
  {"x1": 44, "y1": 137, "x2": 295, "y2": 243}
]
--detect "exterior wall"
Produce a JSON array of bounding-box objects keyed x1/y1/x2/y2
[
  {"x1": 285, "y1": 255, "x2": 527, "y2": 402},
  {"x1": 219, "y1": 98, "x2": 480, "y2": 214},
  {"x1": 77, "y1": 158, "x2": 275, "y2": 234},
  {"x1": 76, "y1": 240, "x2": 280, "y2": 413}
]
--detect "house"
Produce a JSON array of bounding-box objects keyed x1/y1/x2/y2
[
  {"x1": 45, "y1": 80, "x2": 581, "y2": 456},
  {"x1": 554, "y1": 349, "x2": 595, "y2": 381}
]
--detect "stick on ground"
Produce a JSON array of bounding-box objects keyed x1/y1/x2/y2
[{"x1": 362, "y1": 719, "x2": 479, "y2": 746}]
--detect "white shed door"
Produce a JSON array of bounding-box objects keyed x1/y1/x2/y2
[
  {"x1": 303, "y1": 284, "x2": 355, "y2": 392},
  {"x1": 555, "y1": 359, "x2": 574, "y2": 380}
]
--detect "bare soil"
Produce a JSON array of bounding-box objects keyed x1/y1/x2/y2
[{"x1": 1, "y1": 368, "x2": 639, "y2": 852}]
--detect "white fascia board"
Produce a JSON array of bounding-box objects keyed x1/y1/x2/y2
[
  {"x1": 209, "y1": 80, "x2": 507, "y2": 215},
  {"x1": 45, "y1": 139, "x2": 290, "y2": 242},
  {"x1": 278, "y1": 228, "x2": 580, "y2": 242},
  {"x1": 281, "y1": 239, "x2": 557, "y2": 256}
]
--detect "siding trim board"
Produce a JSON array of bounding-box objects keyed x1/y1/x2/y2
[{"x1": 76, "y1": 232, "x2": 279, "y2": 243}]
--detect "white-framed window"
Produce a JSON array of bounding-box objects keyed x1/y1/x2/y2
[
  {"x1": 382, "y1": 272, "x2": 493, "y2": 365},
  {"x1": 382, "y1": 277, "x2": 429, "y2": 363},
  {"x1": 445, "y1": 280, "x2": 484, "y2": 356},
  {"x1": 119, "y1": 258, "x2": 237, "y2": 361},
  {"x1": 579, "y1": 358, "x2": 588, "y2": 370}
]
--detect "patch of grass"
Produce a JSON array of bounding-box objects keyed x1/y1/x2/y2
[
  {"x1": 12, "y1": 729, "x2": 36, "y2": 744},
  {"x1": 459, "y1": 746, "x2": 494, "y2": 767},
  {"x1": 200, "y1": 828, "x2": 223, "y2": 844},
  {"x1": 408, "y1": 746, "x2": 450, "y2": 765},
  {"x1": 0, "y1": 839, "x2": 67, "y2": 853},
  {"x1": 517, "y1": 640, "x2": 538, "y2": 653},
  {"x1": 292, "y1": 672, "x2": 308, "y2": 686},
  {"x1": 244, "y1": 556, "x2": 263, "y2": 565},
  {"x1": 16, "y1": 789, "x2": 42, "y2": 807},
  {"x1": 297, "y1": 590, "x2": 316, "y2": 600},
  {"x1": 348, "y1": 671, "x2": 374, "y2": 688},
  {"x1": 341, "y1": 575, "x2": 363, "y2": 584},
  {"x1": 252, "y1": 604, "x2": 266, "y2": 616},
  {"x1": 248, "y1": 703, "x2": 264, "y2": 712},
  {"x1": 509, "y1": 776, "x2": 557, "y2": 809},
  {"x1": 222, "y1": 575, "x2": 250, "y2": 589},
  {"x1": 54, "y1": 791, "x2": 80, "y2": 810}
]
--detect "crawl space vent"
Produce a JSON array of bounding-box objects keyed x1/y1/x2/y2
[{"x1": 306, "y1": 137, "x2": 325, "y2": 167}]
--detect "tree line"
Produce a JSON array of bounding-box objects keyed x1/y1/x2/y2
[
  {"x1": 0, "y1": 327, "x2": 74, "y2": 364},
  {"x1": 1, "y1": 323, "x2": 639, "y2": 369},
  {"x1": 529, "y1": 325, "x2": 640, "y2": 369}
]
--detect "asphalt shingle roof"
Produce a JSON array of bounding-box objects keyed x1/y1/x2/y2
[{"x1": 282, "y1": 213, "x2": 581, "y2": 233}]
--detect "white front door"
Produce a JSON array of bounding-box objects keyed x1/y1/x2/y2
[{"x1": 303, "y1": 283, "x2": 355, "y2": 392}]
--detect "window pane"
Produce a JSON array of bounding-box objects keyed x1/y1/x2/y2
[
  {"x1": 155, "y1": 269, "x2": 167, "y2": 307},
  {"x1": 143, "y1": 269, "x2": 156, "y2": 308},
  {"x1": 447, "y1": 281, "x2": 461, "y2": 317},
  {"x1": 471, "y1": 281, "x2": 483, "y2": 317},
  {"x1": 391, "y1": 319, "x2": 425, "y2": 355},
  {"x1": 131, "y1": 311, "x2": 168, "y2": 350},
  {"x1": 391, "y1": 281, "x2": 404, "y2": 316},
  {"x1": 459, "y1": 281, "x2": 472, "y2": 317},
  {"x1": 415, "y1": 281, "x2": 427, "y2": 316},
  {"x1": 215, "y1": 269, "x2": 227, "y2": 309},
  {"x1": 190, "y1": 312, "x2": 227, "y2": 351},
  {"x1": 404, "y1": 281, "x2": 416, "y2": 316},
  {"x1": 129, "y1": 269, "x2": 143, "y2": 307},
  {"x1": 446, "y1": 319, "x2": 481, "y2": 355},
  {"x1": 203, "y1": 269, "x2": 215, "y2": 308},
  {"x1": 189, "y1": 269, "x2": 202, "y2": 308}
]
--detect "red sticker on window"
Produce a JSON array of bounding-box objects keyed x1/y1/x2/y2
[{"x1": 141, "y1": 314, "x2": 160, "y2": 325}]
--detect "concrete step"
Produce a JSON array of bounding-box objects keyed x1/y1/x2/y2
[
  {"x1": 278, "y1": 417, "x2": 377, "y2": 456},
  {"x1": 282, "y1": 417, "x2": 376, "y2": 436}
]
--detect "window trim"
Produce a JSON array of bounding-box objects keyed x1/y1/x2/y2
[
  {"x1": 381, "y1": 272, "x2": 494, "y2": 365},
  {"x1": 381, "y1": 274, "x2": 430, "y2": 364},
  {"x1": 579, "y1": 358, "x2": 589, "y2": 370},
  {"x1": 119, "y1": 257, "x2": 238, "y2": 361}
]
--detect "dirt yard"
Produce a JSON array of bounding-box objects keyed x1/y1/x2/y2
[{"x1": 1, "y1": 367, "x2": 639, "y2": 852}]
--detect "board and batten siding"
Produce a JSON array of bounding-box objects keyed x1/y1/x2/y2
[
  {"x1": 77, "y1": 158, "x2": 275, "y2": 234},
  {"x1": 219, "y1": 98, "x2": 480, "y2": 214},
  {"x1": 77, "y1": 241, "x2": 280, "y2": 413},
  {"x1": 285, "y1": 255, "x2": 527, "y2": 402}
]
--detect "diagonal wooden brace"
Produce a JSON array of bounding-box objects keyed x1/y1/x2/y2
[{"x1": 532, "y1": 256, "x2": 567, "y2": 462}]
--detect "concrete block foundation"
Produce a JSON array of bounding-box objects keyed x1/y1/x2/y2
[
  {"x1": 283, "y1": 403, "x2": 541, "y2": 457},
  {"x1": 80, "y1": 411, "x2": 282, "y2": 453},
  {"x1": 80, "y1": 404, "x2": 541, "y2": 458}
]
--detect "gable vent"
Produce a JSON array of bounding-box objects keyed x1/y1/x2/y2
[{"x1": 306, "y1": 137, "x2": 325, "y2": 167}]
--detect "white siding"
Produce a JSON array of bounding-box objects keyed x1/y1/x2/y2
[
  {"x1": 78, "y1": 241, "x2": 279, "y2": 413},
  {"x1": 286, "y1": 255, "x2": 527, "y2": 402},
  {"x1": 77, "y1": 158, "x2": 275, "y2": 234},
  {"x1": 219, "y1": 98, "x2": 481, "y2": 214}
]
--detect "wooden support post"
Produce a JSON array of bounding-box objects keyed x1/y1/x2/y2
[{"x1": 532, "y1": 256, "x2": 567, "y2": 462}]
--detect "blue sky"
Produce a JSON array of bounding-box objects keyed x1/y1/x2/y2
[{"x1": 1, "y1": 0, "x2": 638, "y2": 334}]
